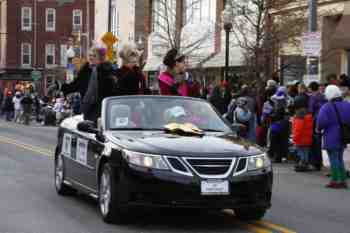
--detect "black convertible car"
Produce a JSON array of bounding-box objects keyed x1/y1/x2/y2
[{"x1": 54, "y1": 96, "x2": 273, "y2": 224}]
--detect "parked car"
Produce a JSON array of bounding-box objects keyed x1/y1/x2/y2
[{"x1": 54, "y1": 96, "x2": 273, "y2": 224}]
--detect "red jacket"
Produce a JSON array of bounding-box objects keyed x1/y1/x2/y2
[{"x1": 292, "y1": 113, "x2": 313, "y2": 146}]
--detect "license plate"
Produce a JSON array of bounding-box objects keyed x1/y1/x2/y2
[{"x1": 201, "y1": 180, "x2": 229, "y2": 196}]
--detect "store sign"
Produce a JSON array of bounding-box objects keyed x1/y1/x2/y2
[
  {"x1": 31, "y1": 71, "x2": 42, "y2": 81},
  {"x1": 302, "y1": 32, "x2": 321, "y2": 57}
]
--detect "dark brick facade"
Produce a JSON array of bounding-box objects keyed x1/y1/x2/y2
[{"x1": 0, "y1": 0, "x2": 94, "y2": 86}]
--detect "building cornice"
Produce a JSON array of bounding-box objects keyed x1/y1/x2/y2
[{"x1": 270, "y1": 0, "x2": 348, "y2": 15}]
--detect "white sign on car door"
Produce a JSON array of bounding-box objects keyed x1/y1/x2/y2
[{"x1": 76, "y1": 138, "x2": 88, "y2": 165}]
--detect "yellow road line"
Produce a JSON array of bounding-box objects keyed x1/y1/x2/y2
[
  {"x1": 223, "y1": 209, "x2": 296, "y2": 233},
  {"x1": 256, "y1": 220, "x2": 297, "y2": 233},
  {"x1": 0, "y1": 135, "x2": 53, "y2": 157},
  {"x1": 243, "y1": 223, "x2": 273, "y2": 233},
  {"x1": 0, "y1": 135, "x2": 297, "y2": 233}
]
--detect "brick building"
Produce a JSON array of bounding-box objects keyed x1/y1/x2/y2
[
  {"x1": 270, "y1": 0, "x2": 350, "y2": 84},
  {"x1": 0, "y1": 0, "x2": 95, "y2": 94}
]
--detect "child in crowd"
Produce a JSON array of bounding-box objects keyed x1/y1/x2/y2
[{"x1": 292, "y1": 96, "x2": 313, "y2": 172}]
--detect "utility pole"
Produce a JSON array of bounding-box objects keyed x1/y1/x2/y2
[
  {"x1": 86, "y1": 0, "x2": 90, "y2": 54},
  {"x1": 307, "y1": 0, "x2": 319, "y2": 79},
  {"x1": 308, "y1": 0, "x2": 317, "y2": 32},
  {"x1": 108, "y1": 0, "x2": 112, "y2": 32}
]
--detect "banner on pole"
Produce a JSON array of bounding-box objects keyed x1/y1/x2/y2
[{"x1": 302, "y1": 32, "x2": 321, "y2": 57}]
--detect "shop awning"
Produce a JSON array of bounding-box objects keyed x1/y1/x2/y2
[
  {"x1": 202, "y1": 46, "x2": 245, "y2": 68},
  {"x1": 143, "y1": 56, "x2": 163, "y2": 72}
]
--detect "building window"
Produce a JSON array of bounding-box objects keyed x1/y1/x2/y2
[
  {"x1": 21, "y1": 43, "x2": 31, "y2": 67},
  {"x1": 73, "y1": 9, "x2": 82, "y2": 32},
  {"x1": 46, "y1": 8, "x2": 56, "y2": 32},
  {"x1": 152, "y1": 0, "x2": 176, "y2": 33},
  {"x1": 21, "y1": 7, "x2": 32, "y2": 31},
  {"x1": 185, "y1": 0, "x2": 215, "y2": 24},
  {"x1": 46, "y1": 44, "x2": 55, "y2": 66}
]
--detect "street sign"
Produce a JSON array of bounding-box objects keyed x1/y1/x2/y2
[
  {"x1": 302, "y1": 32, "x2": 321, "y2": 57},
  {"x1": 101, "y1": 32, "x2": 118, "y2": 47},
  {"x1": 31, "y1": 70, "x2": 42, "y2": 81}
]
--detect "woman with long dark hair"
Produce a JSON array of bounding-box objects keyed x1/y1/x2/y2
[{"x1": 158, "y1": 49, "x2": 188, "y2": 96}]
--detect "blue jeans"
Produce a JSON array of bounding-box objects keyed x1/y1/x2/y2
[
  {"x1": 327, "y1": 148, "x2": 345, "y2": 171},
  {"x1": 296, "y1": 147, "x2": 310, "y2": 163}
]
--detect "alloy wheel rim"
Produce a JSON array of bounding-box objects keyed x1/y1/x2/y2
[
  {"x1": 55, "y1": 155, "x2": 64, "y2": 189},
  {"x1": 100, "y1": 170, "x2": 111, "y2": 216}
]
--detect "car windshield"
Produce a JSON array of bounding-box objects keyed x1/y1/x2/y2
[{"x1": 105, "y1": 97, "x2": 231, "y2": 132}]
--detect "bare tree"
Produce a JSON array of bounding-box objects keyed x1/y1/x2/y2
[
  {"x1": 226, "y1": 0, "x2": 308, "y2": 84},
  {"x1": 151, "y1": 0, "x2": 217, "y2": 66},
  {"x1": 228, "y1": 0, "x2": 341, "y2": 85}
]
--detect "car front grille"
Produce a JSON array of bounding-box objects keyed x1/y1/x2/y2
[{"x1": 184, "y1": 158, "x2": 235, "y2": 178}]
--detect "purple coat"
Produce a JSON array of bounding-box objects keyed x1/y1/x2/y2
[
  {"x1": 308, "y1": 93, "x2": 326, "y2": 116},
  {"x1": 317, "y1": 100, "x2": 350, "y2": 149}
]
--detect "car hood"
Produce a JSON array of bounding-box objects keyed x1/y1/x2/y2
[{"x1": 106, "y1": 131, "x2": 263, "y2": 157}]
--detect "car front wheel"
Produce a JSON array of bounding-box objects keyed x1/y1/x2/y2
[
  {"x1": 55, "y1": 152, "x2": 75, "y2": 195},
  {"x1": 234, "y1": 208, "x2": 267, "y2": 221},
  {"x1": 99, "y1": 163, "x2": 129, "y2": 224}
]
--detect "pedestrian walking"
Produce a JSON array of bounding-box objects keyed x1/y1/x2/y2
[
  {"x1": 21, "y1": 92, "x2": 33, "y2": 125},
  {"x1": 293, "y1": 96, "x2": 314, "y2": 172},
  {"x1": 13, "y1": 91, "x2": 22, "y2": 123},
  {"x1": 317, "y1": 85, "x2": 350, "y2": 189},
  {"x1": 158, "y1": 48, "x2": 188, "y2": 96},
  {"x1": 268, "y1": 88, "x2": 290, "y2": 163},
  {"x1": 33, "y1": 93, "x2": 41, "y2": 122},
  {"x1": 308, "y1": 82, "x2": 327, "y2": 170},
  {"x1": 3, "y1": 91, "x2": 14, "y2": 121}
]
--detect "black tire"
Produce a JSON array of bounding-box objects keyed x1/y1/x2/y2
[
  {"x1": 55, "y1": 152, "x2": 75, "y2": 195},
  {"x1": 234, "y1": 208, "x2": 267, "y2": 221},
  {"x1": 99, "y1": 163, "x2": 129, "y2": 224}
]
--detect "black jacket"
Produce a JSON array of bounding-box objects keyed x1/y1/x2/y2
[
  {"x1": 62, "y1": 61, "x2": 118, "y2": 122},
  {"x1": 114, "y1": 66, "x2": 145, "y2": 96},
  {"x1": 61, "y1": 62, "x2": 91, "y2": 99}
]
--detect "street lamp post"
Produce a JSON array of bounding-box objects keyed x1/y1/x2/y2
[{"x1": 222, "y1": 3, "x2": 233, "y2": 82}]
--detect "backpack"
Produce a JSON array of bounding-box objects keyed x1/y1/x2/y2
[
  {"x1": 332, "y1": 102, "x2": 350, "y2": 145},
  {"x1": 234, "y1": 106, "x2": 252, "y2": 131}
]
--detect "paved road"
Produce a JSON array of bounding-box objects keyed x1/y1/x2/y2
[{"x1": 0, "y1": 120, "x2": 350, "y2": 233}]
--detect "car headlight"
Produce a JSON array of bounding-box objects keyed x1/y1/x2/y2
[
  {"x1": 247, "y1": 154, "x2": 271, "y2": 171},
  {"x1": 122, "y1": 150, "x2": 169, "y2": 170}
]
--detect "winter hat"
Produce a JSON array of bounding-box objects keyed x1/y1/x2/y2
[
  {"x1": 266, "y1": 79, "x2": 277, "y2": 89},
  {"x1": 119, "y1": 43, "x2": 140, "y2": 65},
  {"x1": 272, "y1": 87, "x2": 286, "y2": 100},
  {"x1": 164, "y1": 106, "x2": 186, "y2": 123},
  {"x1": 325, "y1": 85, "x2": 342, "y2": 101}
]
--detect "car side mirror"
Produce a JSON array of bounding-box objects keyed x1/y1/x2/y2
[
  {"x1": 77, "y1": 121, "x2": 106, "y2": 142},
  {"x1": 77, "y1": 121, "x2": 98, "y2": 134}
]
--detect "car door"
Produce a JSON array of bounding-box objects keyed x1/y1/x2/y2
[{"x1": 72, "y1": 132, "x2": 100, "y2": 193}]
